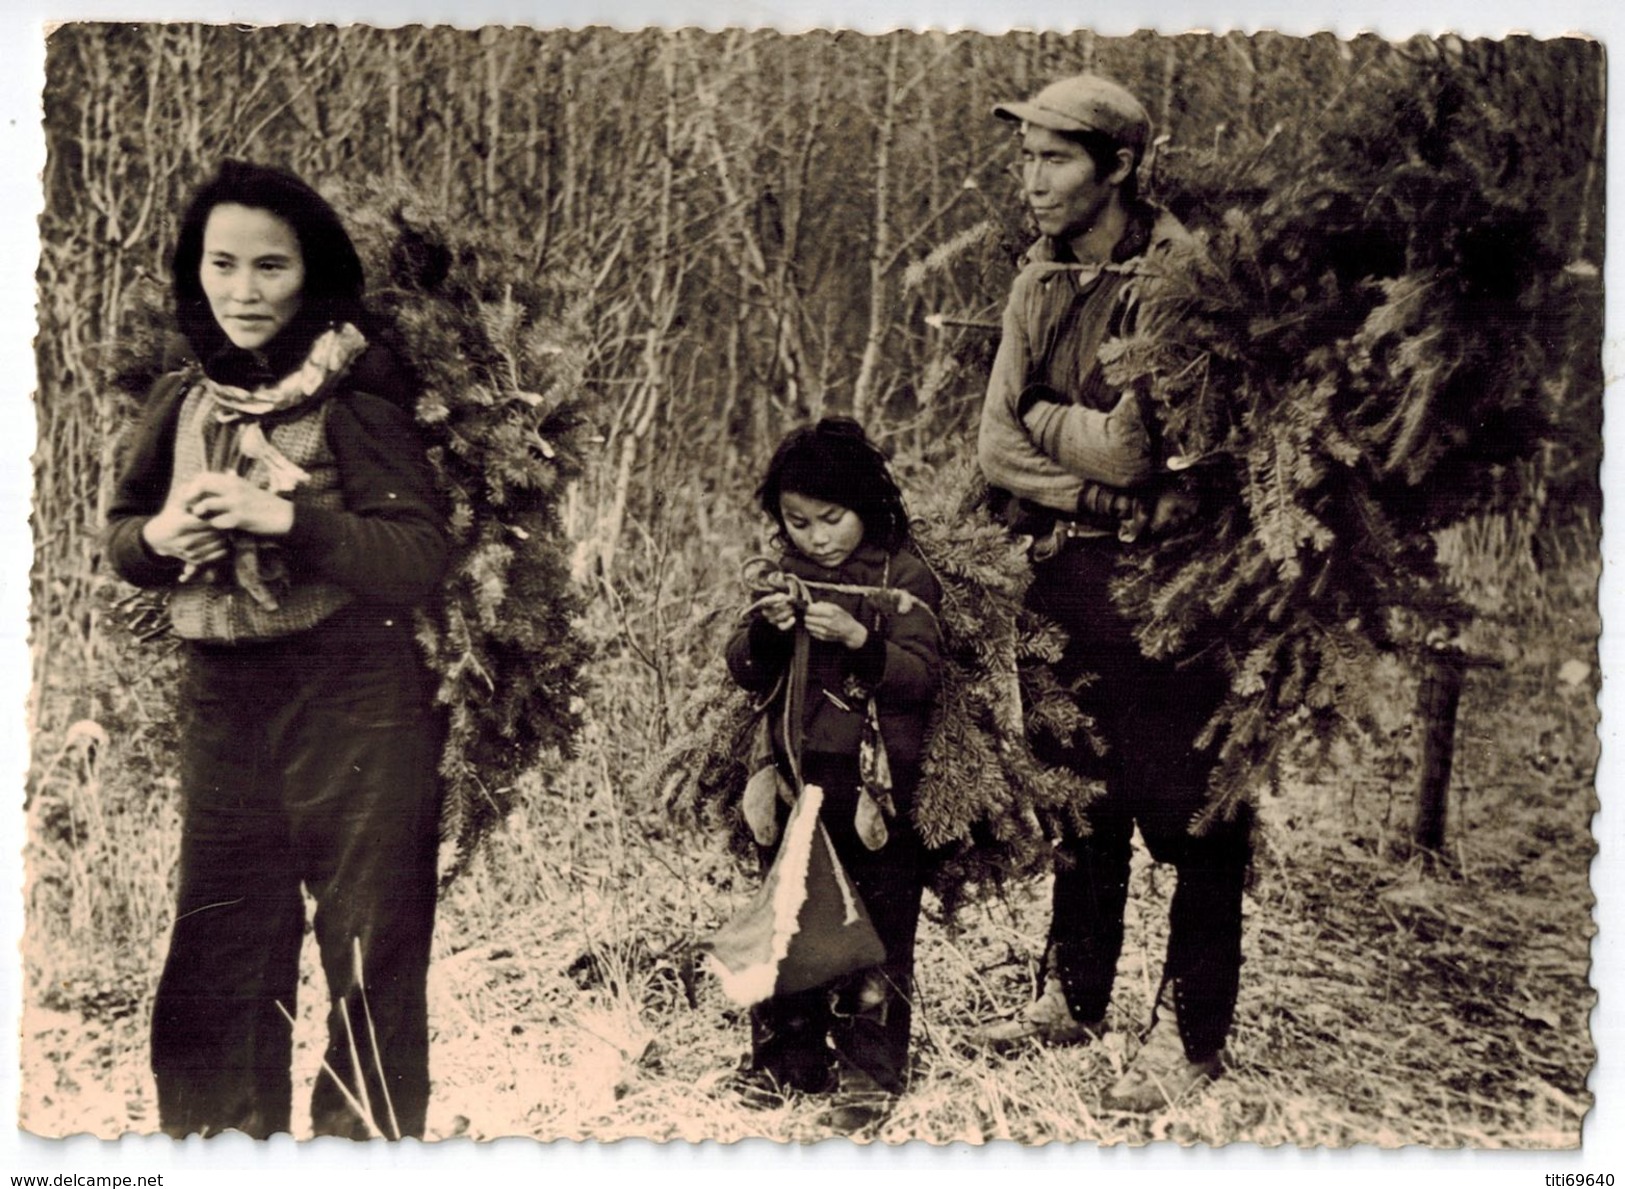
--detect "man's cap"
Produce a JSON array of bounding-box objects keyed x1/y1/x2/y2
[{"x1": 993, "y1": 73, "x2": 1152, "y2": 157}]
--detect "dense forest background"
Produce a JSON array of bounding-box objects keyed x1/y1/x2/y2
[{"x1": 23, "y1": 24, "x2": 1606, "y2": 1145}]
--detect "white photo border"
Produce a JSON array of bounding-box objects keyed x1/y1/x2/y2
[{"x1": 3, "y1": 3, "x2": 1618, "y2": 1186}]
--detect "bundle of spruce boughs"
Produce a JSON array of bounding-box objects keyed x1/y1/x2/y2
[
  {"x1": 648, "y1": 461, "x2": 1102, "y2": 914},
  {"x1": 1099, "y1": 43, "x2": 1598, "y2": 821},
  {"x1": 342, "y1": 184, "x2": 594, "y2": 878},
  {"x1": 909, "y1": 469, "x2": 1109, "y2": 911},
  {"x1": 102, "y1": 181, "x2": 595, "y2": 880}
]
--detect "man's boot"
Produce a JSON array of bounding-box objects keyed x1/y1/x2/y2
[
  {"x1": 975, "y1": 973, "x2": 1103, "y2": 1049},
  {"x1": 1102, "y1": 985, "x2": 1223, "y2": 1112}
]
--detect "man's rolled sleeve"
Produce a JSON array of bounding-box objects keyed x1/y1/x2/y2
[
  {"x1": 978, "y1": 284, "x2": 1086, "y2": 512},
  {"x1": 1022, "y1": 393, "x2": 1154, "y2": 489},
  {"x1": 977, "y1": 270, "x2": 1154, "y2": 509}
]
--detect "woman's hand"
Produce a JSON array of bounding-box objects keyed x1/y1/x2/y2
[
  {"x1": 179, "y1": 471, "x2": 295, "y2": 537},
  {"x1": 142, "y1": 500, "x2": 230, "y2": 566},
  {"x1": 803, "y1": 601, "x2": 868, "y2": 650}
]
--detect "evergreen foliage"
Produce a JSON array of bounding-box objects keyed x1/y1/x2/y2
[
  {"x1": 341, "y1": 184, "x2": 594, "y2": 877},
  {"x1": 907, "y1": 464, "x2": 1102, "y2": 909},
  {"x1": 1096, "y1": 43, "x2": 1601, "y2": 819}
]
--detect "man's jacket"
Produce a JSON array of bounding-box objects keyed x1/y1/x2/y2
[{"x1": 978, "y1": 202, "x2": 1197, "y2": 519}]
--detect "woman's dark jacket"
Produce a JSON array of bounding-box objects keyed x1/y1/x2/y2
[{"x1": 103, "y1": 339, "x2": 448, "y2": 659}]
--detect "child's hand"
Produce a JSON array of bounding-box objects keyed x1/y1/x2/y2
[
  {"x1": 753, "y1": 592, "x2": 799, "y2": 632},
  {"x1": 803, "y1": 601, "x2": 868, "y2": 650}
]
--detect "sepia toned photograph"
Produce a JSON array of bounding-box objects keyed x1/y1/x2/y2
[{"x1": 19, "y1": 18, "x2": 1606, "y2": 1152}]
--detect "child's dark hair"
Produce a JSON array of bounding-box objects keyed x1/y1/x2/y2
[{"x1": 757, "y1": 417, "x2": 910, "y2": 554}]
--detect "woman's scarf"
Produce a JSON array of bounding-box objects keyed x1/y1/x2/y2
[{"x1": 183, "y1": 322, "x2": 368, "y2": 608}]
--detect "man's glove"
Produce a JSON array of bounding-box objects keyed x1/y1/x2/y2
[
  {"x1": 1117, "y1": 478, "x2": 1202, "y2": 542},
  {"x1": 1077, "y1": 480, "x2": 1143, "y2": 523},
  {"x1": 1148, "y1": 483, "x2": 1200, "y2": 534}
]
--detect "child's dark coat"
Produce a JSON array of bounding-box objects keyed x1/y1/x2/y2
[{"x1": 723, "y1": 540, "x2": 943, "y2": 1095}]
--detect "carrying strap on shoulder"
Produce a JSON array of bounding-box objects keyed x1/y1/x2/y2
[{"x1": 781, "y1": 609, "x2": 811, "y2": 791}]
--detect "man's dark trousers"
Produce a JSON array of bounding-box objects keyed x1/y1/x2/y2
[{"x1": 1028, "y1": 535, "x2": 1251, "y2": 1062}]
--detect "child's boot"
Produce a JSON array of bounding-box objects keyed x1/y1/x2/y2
[{"x1": 820, "y1": 1065, "x2": 895, "y2": 1134}]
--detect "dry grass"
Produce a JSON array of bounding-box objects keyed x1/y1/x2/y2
[
  {"x1": 23, "y1": 636, "x2": 1597, "y2": 1145},
  {"x1": 20, "y1": 508, "x2": 1600, "y2": 1147}
]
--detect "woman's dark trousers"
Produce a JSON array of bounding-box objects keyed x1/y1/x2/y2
[
  {"x1": 749, "y1": 754, "x2": 926, "y2": 1095},
  {"x1": 1029, "y1": 538, "x2": 1252, "y2": 1063},
  {"x1": 151, "y1": 633, "x2": 441, "y2": 1139}
]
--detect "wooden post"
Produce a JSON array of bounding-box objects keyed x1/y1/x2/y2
[{"x1": 1412, "y1": 648, "x2": 1468, "y2": 857}]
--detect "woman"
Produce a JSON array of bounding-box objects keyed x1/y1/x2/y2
[{"x1": 105, "y1": 160, "x2": 447, "y2": 1140}]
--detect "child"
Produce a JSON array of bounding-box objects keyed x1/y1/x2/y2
[{"x1": 723, "y1": 417, "x2": 943, "y2": 1132}]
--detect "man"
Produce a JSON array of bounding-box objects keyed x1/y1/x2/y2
[{"x1": 975, "y1": 73, "x2": 1252, "y2": 1113}]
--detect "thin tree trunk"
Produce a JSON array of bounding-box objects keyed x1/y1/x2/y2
[
  {"x1": 596, "y1": 35, "x2": 681, "y2": 580},
  {"x1": 387, "y1": 35, "x2": 402, "y2": 184},
  {"x1": 481, "y1": 28, "x2": 503, "y2": 220},
  {"x1": 560, "y1": 41, "x2": 577, "y2": 229},
  {"x1": 852, "y1": 34, "x2": 901, "y2": 423}
]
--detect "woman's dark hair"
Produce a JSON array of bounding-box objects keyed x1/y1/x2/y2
[
  {"x1": 757, "y1": 417, "x2": 911, "y2": 555},
  {"x1": 171, "y1": 159, "x2": 368, "y2": 378}
]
